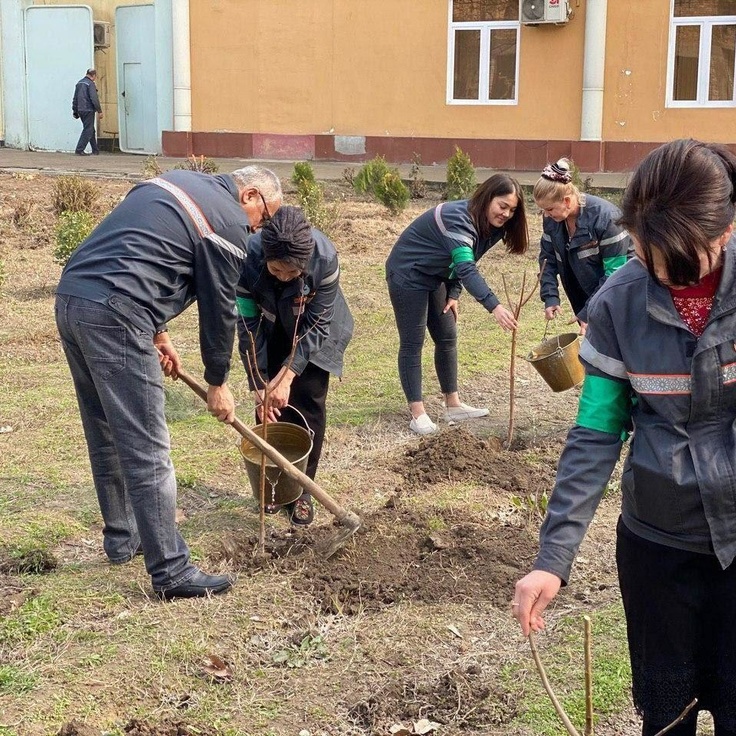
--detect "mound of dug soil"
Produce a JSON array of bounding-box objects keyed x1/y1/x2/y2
[
  {"x1": 57, "y1": 720, "x2": 218, "y2": 736},
  {"x1": 394, "y1": 426, "x2": 554, "y2": 494},
  {"x1": 218, "y1": 505, "x2": 537, "y2": 614}
]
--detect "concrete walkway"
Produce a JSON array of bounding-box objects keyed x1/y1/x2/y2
[{"x1": 0, "y1": 147, "x2": 631, "y2": 189}]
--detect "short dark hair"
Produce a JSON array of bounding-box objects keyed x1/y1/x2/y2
[
  {"x1": 260, "y1": 205, "x2": 315, "y2": 271},
  {"x1": 86, "y1": 69, "x2": 97, "y2": 76},
  {"x1": 467, "y1": 174, "x2": 528, "y2": 254},
  {"x1": 620, "y1": 139, "x2": 736, "y2": 286}
]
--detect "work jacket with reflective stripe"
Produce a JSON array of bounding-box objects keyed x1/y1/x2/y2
[
  {"x1": 57, "y1": 170, "x2": 249, "y2": 385},
  {"x1": 534, "y1": 239, "x2": 736, "y2": 583},
  {"x1": 385, "y1": 199, "x2": 505, "y2": 312},
  {"x1": 538, "y1": 194, "x2": 633, "y2": 323},
  {"x1": 235, "y1": 228, "x2": 353, "y2": 386}
]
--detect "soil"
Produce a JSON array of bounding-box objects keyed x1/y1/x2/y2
[{"x1": 214, "y1": 427, "x2": 547, "y2": 614}]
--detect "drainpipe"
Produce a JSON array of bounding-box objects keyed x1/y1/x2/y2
[
  {"x1": 172, "y1": 0, "x2": 192, "y2": 133},
  {"x1": 580, "y1": 0, "x2": 608, "y2": 142}
]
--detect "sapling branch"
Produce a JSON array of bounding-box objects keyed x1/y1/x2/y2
[
  {"x1": 653, "y1": 699, "x2": 698, "y2": 736},
  {"x1": 584, "y1": 615, "x2": 593, "y2": 736},
  {"x1": 528, "y1": 631, "x2": 582, "y2": 736}
]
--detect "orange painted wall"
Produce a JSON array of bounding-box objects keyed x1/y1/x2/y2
[
  {"x1": 190, "y1": 0, "x2": 586, "y2": 140},
  {"x1": 189, "y1": 0, "x2": 736, "y2": 144},
  {"x1": 604, "y1": 2, "x2": 736, "y2": 142}
]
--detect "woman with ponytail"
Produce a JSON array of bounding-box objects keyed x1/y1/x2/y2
[
  {"x1": 514, "y1": 139, "x2": 736, "y2": 736},
  {"x1": 236, "y1": 206, "x2": 353, "y2": 525},
  {"x1": 533, "y1": 158, "x2": 633, "y2": 334}
]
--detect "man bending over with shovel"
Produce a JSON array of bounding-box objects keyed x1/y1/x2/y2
[
  {"x1": 236, "y1": 206, "x2": 354, "y2": 525},
  {"x1": 55, "y1": 165, "x2": 282, "y2": 600}
]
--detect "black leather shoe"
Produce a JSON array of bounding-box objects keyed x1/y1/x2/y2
[
  {"x1": 155, "y1": 570, "x2": 233, "y2": 601},
  {"x1": 75, "y1": 151, "x2": 90, "y2": 156}
]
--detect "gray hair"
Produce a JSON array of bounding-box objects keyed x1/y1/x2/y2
[{"x1": 231, "y1": 166, "x2": 282, "y2": 204}]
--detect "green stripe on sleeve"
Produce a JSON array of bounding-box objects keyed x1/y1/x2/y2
[
  {"x1": 236, "y1": 296, "x2": 260, "y2": 318},
  {"x1": 603, "y1": 254, "x2": 628, "y2": 277},
  {"x1": 576, "y1": 374, "x2": 631, "y2": 437},
  {"x1": 451, "y1": 245, "x2": 475, "y2": 266}
]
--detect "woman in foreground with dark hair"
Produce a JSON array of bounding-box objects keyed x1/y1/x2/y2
[
  {"x1": 514, "y1": 139, "x2": 736, "y2": 736},
  {"x1": 385, "y1": 174, "x2": 528, "y2": 435}
]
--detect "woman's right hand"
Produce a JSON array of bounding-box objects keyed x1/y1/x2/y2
[
  {"x1": 512, "y1": 570, "x2": 563, "y2": 636},
  {"x1": 545, "y1": 305, "x2": 562, "y2": 321},
  {"x1": 492, "y1": 304, "x2": 518, "y2": 331}
]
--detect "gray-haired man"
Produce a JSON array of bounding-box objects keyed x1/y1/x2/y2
[{"x1": 55, "y1": 166, "x2": 282, "y2": 600}]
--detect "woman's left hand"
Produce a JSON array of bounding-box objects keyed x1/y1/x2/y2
[
  {"x1": 443, "y1": 298, "x2": 459, "y2": 322},
  {"x1": 492, "y1": 304, "x2": 518, "y2": 331}
]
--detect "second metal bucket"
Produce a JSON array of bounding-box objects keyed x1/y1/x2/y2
[
  {"x1": 239, "y1": 422, "x2": 313, "y2": 507},
  {"x1": 526, "y1": 332, "x2": 585, "y2": 392}
]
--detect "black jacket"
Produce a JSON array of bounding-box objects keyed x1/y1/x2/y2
[
  {"x1": 72, "y1": 76, "x2": 102, "y2": 115},
  {"x1": 236, "y1": 228, "x2": 353, "y2": 388},
  {"x1": 57, "y1": 170, "x2": 250, "y2": 385}
]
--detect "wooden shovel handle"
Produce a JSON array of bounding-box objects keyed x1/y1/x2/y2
[{"x1": 176, "y1": 369, "x2": 359, "y2": 528}]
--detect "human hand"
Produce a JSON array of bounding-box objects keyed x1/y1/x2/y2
[
  {"x1": 154, "y1": 333, "x2": 181, "y2": 378},
  {"x1": 443, "y1": 298, "x2": 459, "y2": 322},
  {"x1": 207, "y1": 383, "x2": 235, "y2": 423},
  {"x1": 254, "y1": 390, "x2": 280, "y2": 423},
  {"x1": 267, "y1": 367, "x2": 295, "y2": 409},
  {"x1": 544, "y1": 306, "x2": 561, "y2": 321},
  {"x1": 98, "y1": 112, "x2": 104, "y2": 119},
  {"x1": 512, "y1": 570, "x2": 563, "y2": 636},
  {"x1": 578, "y1": 320, "x2": 587, "y2": 337},
  {"x1": 492, "y1": 304, "x2": 518, "y2": 331}
]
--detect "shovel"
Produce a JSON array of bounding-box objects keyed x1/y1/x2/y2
[{"x1": 176, "y1": 369, "x2": 361, "y2": 558}]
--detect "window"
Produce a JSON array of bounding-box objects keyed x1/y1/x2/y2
[
  {"x1": 667, "y1": 0, "x2": 736, "y2": 107},
  {"x1": 447, "y1": 0, "x2": 520, "y2": 105}
]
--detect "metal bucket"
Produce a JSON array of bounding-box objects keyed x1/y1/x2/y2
[
  {"x1": 239, "y1": 422, "x2": 313, "y2": 507},
  {"x1": 526, "y1": 332, "x2": 585, "y2": 392}
]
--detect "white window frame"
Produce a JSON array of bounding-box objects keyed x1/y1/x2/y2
[
  {"x1": 666, "y1": 3, "x2": 736, "y2": 108},
  {"x1": 446, "y1": 2, "x2": 520, "y2": 106}
]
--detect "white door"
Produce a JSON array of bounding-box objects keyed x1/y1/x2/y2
[
  {"x1": 116, "y1": 5, "x2": 157, "y2": 154},
  {"x1": 25, "y1": 6, "x2": 93, "y2": 152}
]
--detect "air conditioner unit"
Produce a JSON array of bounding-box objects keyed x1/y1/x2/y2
[
  {"x1": 93, "y1": 21, "x2": 111, "y2": 48},
  {"x1": 520, "y1": 0, "x2": 570, "y2": 25}
]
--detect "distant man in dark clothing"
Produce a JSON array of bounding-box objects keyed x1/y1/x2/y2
[
  {"x1": 72, "y1": 69, "x2": 103, "y2": 155},
  {"x1": 55, "y1": 166, "x2": 282, "y2": 600}
]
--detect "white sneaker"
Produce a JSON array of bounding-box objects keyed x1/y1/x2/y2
[
  {"x1": 409, "y1": 413, "x2": 437, "y2": 435},
  {"x1": 444, "y1": 402, "x2": 490, "y2": 421}
]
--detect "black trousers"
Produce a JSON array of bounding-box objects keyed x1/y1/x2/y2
[
  {"x1": 262, "y1": 331, "x2": 329, "y2": 483},
  {"x1": 617, "y1": 518, "x2": 736, "y2": 736},
  {"x1": 75, "y1": 111, "x2": 99, "y2": 154}
]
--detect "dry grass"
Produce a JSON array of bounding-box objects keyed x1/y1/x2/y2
[{"x1": 0, "y1": 171, "x2": 635, "y2": 736}]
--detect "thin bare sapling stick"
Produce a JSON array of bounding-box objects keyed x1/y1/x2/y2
[
  {"x1": 502, "y1": 261, "x2": 544, "y2": 448},
  {"x1": 528, "y1": 631, "x2": 582, "y2": 736},
  {"x1": 584, "y1": 615, "x2": 593, "y2": 736},
  {"x1": 653, "y1": 699, "x2": 699, "y2": 736}
]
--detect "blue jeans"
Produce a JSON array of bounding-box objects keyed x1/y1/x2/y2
[
  {"x1": 387, "y1": 279, "x2": 458, "y2": 403},
  {"x1": 55, "y1": 294, "x2": 197, "y2": 591}
]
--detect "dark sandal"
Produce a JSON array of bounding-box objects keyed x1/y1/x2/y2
[{"x1": 286, "y1": 494, "x2": 314, "y2": 526}]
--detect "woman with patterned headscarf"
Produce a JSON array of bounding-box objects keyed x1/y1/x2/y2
[{"x1": 533, "y1": 158, "x2": 633, "y2": 336}]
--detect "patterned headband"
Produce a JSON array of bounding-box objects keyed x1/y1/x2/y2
[{"x1": 541, "y1": 162, "x2": 572, "y2": 184}]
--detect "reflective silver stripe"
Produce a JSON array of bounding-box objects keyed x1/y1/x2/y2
[
  {"x1": 600, "y1": 230, "x2": 628, "y2": 246},
  {"x1": 206, "y1": 232, "x2": 245, "y2": 261},
  {"x1": 579, "y1": 339, "x2": 628, "y2": 379},
  {"x1": 555, "y1": 251, "x2": 563, "y2": 261},
  {"x1": 321, "y1": 266, "x2": 340, "y2": 285},
  {"x1": 628, "y1": 373, "x2": 691, "y2": 394},
  {"x1": 260, "y1": 307, "x2": 276, "y2": 322},
  {"x1": 434, "y1": 204, "x2": 474, "y2": 246},
  {"x1": 723, "y1": 362, "x2": 736, "y2": 385},
  {"x1": 541, "y1": 233, "x2": 552, "y2": 242},
  {"x1": 577, "y1": 246, "x2": 600, "y2": 259},
  {"x1": 149, "y1": 177, "x2": 213, "y2": 237}
]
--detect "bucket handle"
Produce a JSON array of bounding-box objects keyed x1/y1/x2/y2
[{"x1": 282, "y1": 404, "x2": 315, "y2": 439}]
